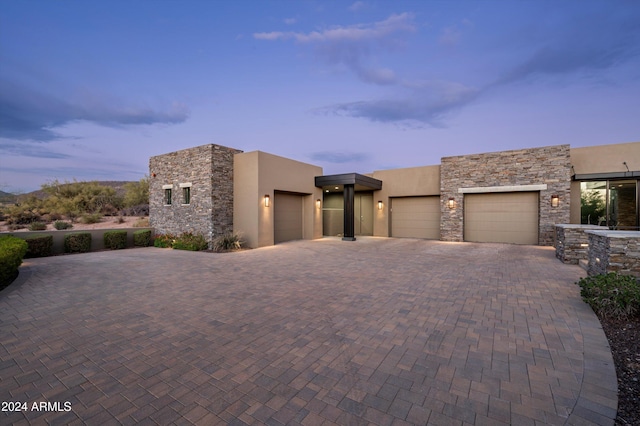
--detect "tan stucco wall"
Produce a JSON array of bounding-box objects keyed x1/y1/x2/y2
[
  {"x1": 234, "y1": 151, "x2": 323, "y2": 248},
  {"x1": 569, "y1": 141, "x2": 640, "y2": 224},
  {"x1": 371, "y1": 165, "x2": 440, "y2": 237},
  {"x1": 570, "y1": 141, "x2": 640, "y2": 175}
]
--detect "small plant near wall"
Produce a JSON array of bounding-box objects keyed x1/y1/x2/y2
[
  {"x1": 213, "y1": 232, "x2": 243, "y2": 252},
  {"x1": 24, "y1": 234, "x2": 53, "y2": 258},
  {"x1": 172, "y1": 232, "x2": 208, "y2": 251},
  {"x1": 577, "y1": 273, "x2": 640, "y2": 320},
  {"x1": 153, "y1": 234, "x2": 175, "y2": 248},
  {"x1": 53, "y1": 220, "x2": 73, "y2": 230},
  {"x1": 133, "y1": 229, "x2": 152, "y2": 247},
  {"x1": 103, "y1": 230, "x2": 127, "y2": 250},
  {"x1": 28, "y1": 221, "x2": 47, "y2": 231},
  {"x1": 64, "y1": 232, "x2": 91, "y2": 254}
]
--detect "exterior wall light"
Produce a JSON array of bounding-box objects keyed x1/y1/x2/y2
[
  {"x1": 447, "y1": 197, "x2": 456, "y2": 209},
  {"x1": 264, "y1": 194, "x2": 270, "y2": 207},
  {"x1": 316, "y1": 199, "x2": 321, "y2": 208},
  {"x1": 378, "y1": 200, "x2": 383, "y2": 210},
  {"x1": 551, "y1": 194, "x2": 559, "y2": 207}
]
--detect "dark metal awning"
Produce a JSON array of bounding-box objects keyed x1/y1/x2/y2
[{"x1": 315, "y1": 173, "x2": 382, "y2": 191}]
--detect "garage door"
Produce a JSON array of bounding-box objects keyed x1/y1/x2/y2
[
  {"x1": 464, "y1": 192, "x2": 538, "y2": 244},
  {"x1": 274, "y1": 192, "x2": 303, "y2": 244},
  {"x1": 391, "y1": 196, "x2": 440, "y2": 239}
]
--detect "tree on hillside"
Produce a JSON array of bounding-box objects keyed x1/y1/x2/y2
[{"x1": 123, "y1": 176, "x2": 149, "y2": 208}]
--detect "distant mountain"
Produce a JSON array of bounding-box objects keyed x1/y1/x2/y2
[{"x1": 0, "y1": 190, "x2": 18, "y2": 203}]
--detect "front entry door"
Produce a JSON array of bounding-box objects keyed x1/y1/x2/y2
[{"x1": 355, "y1": 193, "x2": 373, "y2": 236}]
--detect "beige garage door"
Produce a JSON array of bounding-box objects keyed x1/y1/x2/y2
[
  {"x1": 391, "y1": 196, "x2": 440, "y2": 239},
  {"x1": 274, "y1": 192, "x2": 303, "y2": 244},
  {"x1": 464, "y1": 192, "x2": 538, "y2": 244}
]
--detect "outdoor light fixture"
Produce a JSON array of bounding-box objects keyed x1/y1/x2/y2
[
  {"x1": 378, "y1": 200, "x2": 383, "y2": 210},
  {"x1": 447, "y1": 197, "x2": 456, "y2": 209},
  {"x1": 264, "y1": 194, "x2": 270, "y2": 207},
  {"x1": 316, "y1": 199, "x2": 321, "y2": 208},
  {"x1": 551, "y1": 194, "x2": 559, "y2": 207}
]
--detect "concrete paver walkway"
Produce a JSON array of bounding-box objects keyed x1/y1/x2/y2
[{"x1": 0, "y1": 238, "x2": 617, "y2": 425}]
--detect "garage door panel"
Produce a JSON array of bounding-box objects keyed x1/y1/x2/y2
[
  {"x1": 391, "y1": 197, "x2": 440, "y2": 239},
  {"x1": 464, "y1": 192, "x2": 538, "y2": 244},
  {"x1": 274, "y1": 193, "x2": 303, "y2": 244}
]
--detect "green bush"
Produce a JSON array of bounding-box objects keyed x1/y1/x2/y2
[
  {"x1": 79, "y1": 213, "x2": 102, "y2": 224},
  {"x1": 213, "y1": 232, "x2": 243, "y2": 252},
  {"x1": 28, "y1": 221, "x2": 47, "y2": 231},
  {"x1": 0, "y1": 235, "x2": 28, "y2": 286},
  {"x1": 153, "y1": 234, "x2": 175, "y2": 248},
  {"x1": 53, "y1": 220, "x2": 73, "y2": 230},
  {"x1": 172, "y1": 232, "x2": 208, "y2": 251},
  {"x1": 577, "y1": 273, "x2": 640, "y2": 320},
  {"x1": 103, "y1": 230, "x2": 127, "y2": 250},
  {"x1": 24, "y1": 234, "x2": 53, "y2": 258},
  {"x1": 64, "y1": 232, "x2": 92, "y2": 254},
  {"x1": 133, "y1": 229, "x2": 152, "y2": 247}
]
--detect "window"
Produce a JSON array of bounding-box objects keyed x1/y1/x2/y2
[
  {"x1": 179, "y1": 182, "x2": 192, "y2": 205},
  {"x1": 182, "y1": 186, "x2": 191, "y2": 205},
  {"x1": 164, "y1": 188, "x2": 172, "y2": 205},
  {"x1": 581, "y1": 180, "x2": 638, "y2": 230}
]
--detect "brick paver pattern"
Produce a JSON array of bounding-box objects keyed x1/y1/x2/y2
[{"x1": 0, "y1": 238, "x2": 617, "y2": 425}]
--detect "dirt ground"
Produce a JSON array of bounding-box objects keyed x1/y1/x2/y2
[{"x1": 1, "y1": 216, "x2": 147, "y2": 232}]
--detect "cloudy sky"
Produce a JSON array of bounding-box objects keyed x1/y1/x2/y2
[{"x1": 1, "y1": 0, "x2": 639, "y2": 193}]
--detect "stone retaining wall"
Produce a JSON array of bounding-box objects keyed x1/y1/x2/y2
[
  {"x1": 555, "y1": 224, "x2": 603, "y2": 264},
  {"x1": 586, "y1": 230, "x2": 640, "y2": 277}
]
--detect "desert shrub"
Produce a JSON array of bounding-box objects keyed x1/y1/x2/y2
[
  {"x1": 153, "y1": 234, "x2": 175, "y2": 248},
  {"x1": 41, "y1": 179, "x2": 123, "y2": 218},
  {"x1": 7, "y1": 224, "x2": 26, "y2": 231},
  {"x1": 577, "y1": 273, "x2": 640, "y2": 320},
  {"x1": 172, "y1": 232, "x2": 208, "y2": 251},
  {"x1": 79, "y1": 213, "x2": 103, "y2": 224},
  {"x1": 103, "y1": 230, "x2": 127, "y2": 250},
  {"x1": 212, "y1": 232, "x2": 243, "y2": 252},
  {"x1": 123, "y1": 177, "x2": 149, "y2": 208},
  {"x1": 133, "y1": 229, "x2": 152, "y2": 247},
  {"x1": 120, "y1": 204, "x2": 149, "y2": 216},
  {"x1": 64, "y1": 232, "x2": 91, "y2": 254},
  {"x1": 28, "y1": 221, "x2": 47, "y2": 231},
  {"x1": 0, "y1": 235, "x2": 28, "y2": 285},
  {"x1": 114, "y1": 216, "x2": 125, "y2": 224},
  {"x1": 133, "y1": 217, "x2": 149, "y2": 227},
  {"x1": 5, "y1": 209, "x2": 40, "y2": 225},
  {"x1": 53, "y1": 220, "x2": 73, "y2": 230},
  {"x1": 24, "y1": 234, "x2": 53, "y2": 258}
]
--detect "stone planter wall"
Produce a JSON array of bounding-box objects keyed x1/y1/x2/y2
[
  {"x1": 586, "y1": 230, "x2": 640, "y2": 277},
  {"x1": 555, "y1": 224, "x2": 603, "y2": 264}
]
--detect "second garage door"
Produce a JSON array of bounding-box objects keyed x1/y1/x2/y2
[
  {"x1": 464, "y1": 192, "x2": 538, "y2": 245},
  {"x1": 274, "y1": 192, "x2": 303, "y2": 244},
  {"x1": 391, "y1": 196, "x2": 440, "y2": 239}
]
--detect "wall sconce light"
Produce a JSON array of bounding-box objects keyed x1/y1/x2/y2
[
  {"x1": 316, "y1": 199, "x2": 321, "y2": 208},
  {"x1": 151, "y1": 173, "x2": 156, "y2": 178},
  {"x1": 551, "y1": 194, "x2": 559, "y2": 207},
  {"x1": 264, "y1": 194, "x2": 270, "y2": 207},
  {"x1": 378, "y1": 200, "x2": 383, "y2": 210},
  {"x1": 447, "y1": 197, "x2": 456, "y2": 209}
]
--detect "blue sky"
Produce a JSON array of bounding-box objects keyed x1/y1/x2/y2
[{"x1": 1, "y1": 0, "x2": 639, "y2": 193}]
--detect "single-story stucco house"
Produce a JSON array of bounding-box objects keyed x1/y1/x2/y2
[{"x1": 149, "y1": 141, "x2": 639, "y2": 249}]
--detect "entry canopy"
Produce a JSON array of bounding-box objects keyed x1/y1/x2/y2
[{"x1": 315, "y1": 173, "x2": 382, "y2": 192}]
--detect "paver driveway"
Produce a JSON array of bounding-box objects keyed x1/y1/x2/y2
[{"x1": 1, "y1": 238, "x2": 616, "y2": 425}]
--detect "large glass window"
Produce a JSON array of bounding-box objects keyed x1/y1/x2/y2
[{"x1": 581, "y1": 180, "x2": 638, "y2": 230}]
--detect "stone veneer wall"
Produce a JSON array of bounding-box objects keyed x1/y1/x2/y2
[
  {"x1": 149, "y1": 144, "x2": 242, "y2": 247},
  {"x1": 587, "y1": 231, "x2": 640, "y2": 277},
  {"x1": 555, "y1": 224, "x2": 602, "y2": 264},
  {"x1": 440, "y1": 145, "x2": 571, "y2": 245}
]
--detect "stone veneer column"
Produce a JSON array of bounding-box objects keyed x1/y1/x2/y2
[
  {"x1": 149, "y1": 144, "x2": 242, "y2": 248},
  {"x1": 587, "y1": 230, "x2": 640, "y2": 277},
  {"x1": 440, "y1": 145, "x2": 571, "y2": 245}
]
